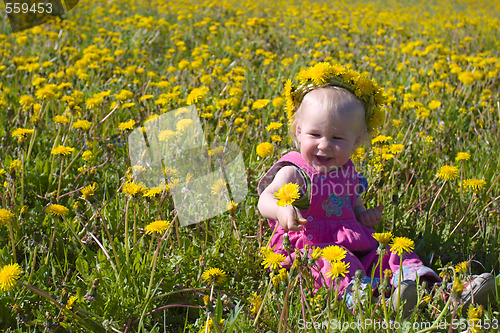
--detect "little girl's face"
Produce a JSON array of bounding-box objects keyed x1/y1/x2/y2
[{"x1": 296, "y1": 100, "x2": 362, "y2": 173}]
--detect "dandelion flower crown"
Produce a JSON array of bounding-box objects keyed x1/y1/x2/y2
[{"x1": 284, "y1": 62, "x2": 387, "y2": 133}]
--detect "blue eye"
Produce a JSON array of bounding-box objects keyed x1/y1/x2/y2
[{"x1": 332, "y1": 136, "x2": 343, "y2": 140}]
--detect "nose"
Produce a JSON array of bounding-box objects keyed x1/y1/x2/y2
[{"x1": 317, "y1": 137, "x2": 332, "y2": 151}]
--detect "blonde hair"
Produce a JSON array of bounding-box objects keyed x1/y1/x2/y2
[{"x1": 289, "y1": 86, "x2": 367, "y2": 148}]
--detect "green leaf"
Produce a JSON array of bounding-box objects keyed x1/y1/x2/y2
[
  {"x1": 214, "y1": 294, "x2": 223, "y2": 327},
  {"x1": 76, "y1": 256, "x2": 89, "y2": 279},
  {"x1": 223, "y1": 300, "x2": 244, "y2": 333}
]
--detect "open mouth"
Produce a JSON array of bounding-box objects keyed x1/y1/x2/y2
[{"x1": 314, "y1": 155, "x2": 332, "y2": 165}]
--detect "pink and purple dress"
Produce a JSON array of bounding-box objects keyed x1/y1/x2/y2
[{"x1": 258, "y1": 151, "x2": 440, "y2": 295}]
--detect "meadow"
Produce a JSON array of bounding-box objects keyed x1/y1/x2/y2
[{"x1": 0, "y1": 0, "x2": 499, "y2": 331}]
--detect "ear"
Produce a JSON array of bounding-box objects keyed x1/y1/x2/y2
[
  {"x1": 295, "y1": 123, "x2": 302, "y2": 140},
  {"x1": 352, "y1": 131, "x2": 366, "y2": 150}
]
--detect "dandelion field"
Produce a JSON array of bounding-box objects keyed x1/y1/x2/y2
[{"x1": 0, "y1": 0, "x2": 499, "y2": 331}]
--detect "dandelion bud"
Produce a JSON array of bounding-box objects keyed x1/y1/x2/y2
[
  {"x1": 282, "y1": 232, "x2": 291, "y2": 252},
  {"x1": 451, "y1": 277, "x2": 464, "y2": 298},
  {"x1": 282, "y1": 232, "x2": 290, "y2": 247}
]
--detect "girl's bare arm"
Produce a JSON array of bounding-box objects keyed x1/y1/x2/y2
[{"x1": 258, "y1": 165, "x2": 307, "y2": 231}]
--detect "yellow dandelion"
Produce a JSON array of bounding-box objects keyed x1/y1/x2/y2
[
  {"x1": 176, "y1": 119, "x2": 193, "y2": 131},
  {"x1": 371, "y1": 135, "x2": 393, "y2": 144},
  {"x1": 461, "y1": 178, "x2": 486, "y2": 192},
  {"x1": 201, "y1": 267, "x2": 227, "y2": 286},
  {"x1": 81, "y1": 183, "x2": 97, "y2": 200},
  {"x1": 65, "y1": 295, "x2": 78, "y2": 311},
  {"x1": 271, "y1": 274, "x2": 281, "y2": 287},
  {"x1": 85, "y1": 97, "x2": 101, "y2": 109},
  {"x1": 82, "y1": 150, "x2": 93, "y2": 162},
  {"x1": 118, "y1": 119, "x2": 135, "y2": 131},
  {"x1": 143, "y1": 188, "x2": 163, "y2": 198},
  {"x1": 51, "y1": 145, "x2": 75, "y2": 156},
  {"x1": 341, "y1": 69, "x2": 361, "y2": 83},
  {"x1": 284, "y1": 79, "x2": 294, "y2": 112},
  {"x1": 310, "y1": 247, "x2": 323, "y2": 260},
  {"x1": 261, "y1": 247, "x2": 286, "y2": 271},
  {"x1": 273, "y1": 183, "x2": 300, "y2": 207},
  {"x1": 252, "y1": 99, "x2": 270, "y2": 109},
  {"x1": 158, "y1": 129, "x2": 176, "y2": 142},
  {"x1": 186, "y1": 86, "x2": 209, "y2": 105},
  {"x1": 54, "y1": 115, "x2": 69, "y2": 124},
  {"x1": 350, "y1": 147, "x2": 365, "y2": 162},
  {"x1": 455, "y1": 152, "x2": 471, "y2": 162},
  {"x1": 266, "y1": 122, "x2": 283, "y2": 131},
  {"x1": 454, "y1": 261, "x2": 468, "y2": 274},
  {"x1": 437, "y1": 165, "x2": 459, "y2": 181},
  {"x1": 390, "y1": 237, "x2": 414, "y2": 256},
  {"x1": 0, "y1": 263, "x2": 22, "y2": 291},
  {"x1": 353, "y1": 75, "x2": 376, "y2": 97},
  {"x1": 122, "y1": 182, "x2": 143, "y2": 197},
  {"x1": 299, "y1": 62, "x2": 333, "y2": 85},
  {"x1": 226, "y1": 200, "x2": 238, "y2": 214},
  {"x1": 35, "y1": 86, "x2": 56, "y2": 100},
  {"x1": 270, "y1": 135, "x2": 282, "y2": 142},
  {"x1": 467, "y1": 304, "x2": 483, "y2": 325},
  {"x1": 458, "y1": 71, "x2": 474, "y2": 85},
  {"x1": 322, "y1": 245, "x2": 347, "y2": 262},
  {"x1": 256, "y1": 142, "x2": 274, "y2": 158},
  {"x1": 428, "y1": 100, "x2": 441, "y2": 110},
  {"x1": 211, "y1": 179, "x2": 227, "y2": 195},
  {"x1": 145, "y1": 114, "x2": 159, "y2": 122},
  {"x1": 19, "y1": 95, "x2": 35, "y2": 107},
  {"x1": 325, "y1": 260, "x2": 350, "y2": 279},
  {"x1": 114, "y1": 89, "x2": 134, "y2": 101},
  {"x1": 0, "y1": 208, "x2": 14, "y2": 227},
  {"x1": 11, "y1": 128, "x2": 34, "y2": 142},
  {"x1": 72, "y1": 119, "x2": 92, "y2": 131},
  {"x1": 9, "y1": 159, "x2": 22, "y2": 173},
  {"x1": 145, "y1": 220, "x2": 171, "y2": 235},
  {"x1": 121, "y1": 102, "x2": 135, "y2": 109},
  {"x1": 452, "y1": 277, "x2": 464, "y2": 296},
  {"x1": 389, "y1": 144, "x2": 405, "y2": 154},
  {"x1": 249, "y1": 292, "x2": 262, "y2": 315},
  {"x1": 330, "y1": 63, "x2": 346, "y2": 76},
  {"x1": 272, "y1": 97, "x2": 285, "y2": 108},
  {"x1": 373, "y1": 232, "x2": 393, "y2": 246},
  {"x1": 44, "y1": 204, "x2": 69, "y2": 216}
]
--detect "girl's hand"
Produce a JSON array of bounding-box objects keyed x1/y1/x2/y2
[
  {"x1": 276, "y1": 205, "x2": 307, "y2": 231},
  {"x1": 356, "y1": 205, "x2": 384, "y2": 228}
]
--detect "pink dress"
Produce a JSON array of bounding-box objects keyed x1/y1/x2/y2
[{"x1": 258, "y1": 151, "x2": 440, "y2": 294}]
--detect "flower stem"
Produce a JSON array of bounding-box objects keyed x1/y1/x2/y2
[
  {"x1": 7, "y1": 219, "x2": 16, "y2": 262},
  {"x1": 378, "y1": 250, "x2": 390, "y2": 331},
  {"x1": 139, "y1": 226, "x2": 171, "y2": 327},
  {"x1": 423, "y1": 180, "x2": 446, "y2": 237},
  {"x1": 124, "y1": 198, "x2": 131, "y2": 263},
  {"x1": 415, "y1": 294, "x2": 452, "y2": 333},
  {"x1": 394, "y1": 255, "x2": 404, "y2": 320},
  {"x1": 56, "y1": 158, "x2": 64, "y2": 202},
  {"x1": 45, "y1": 216, "x2": 58, "y2": 265},
  {"x1": 27, "y1": 245, "x2": 37, "y2": 285},
  {"x1": 252, "y1": 277, "x2": 272, "y2": 327},
  {"x1": 133, "y1": 201, "x2": 138, "y2": 246}
]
